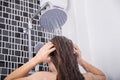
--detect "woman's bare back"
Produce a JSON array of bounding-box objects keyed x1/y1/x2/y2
[
  {"x1": 25, "y1": 72, "x2": 56, "y2": 80},
  {"x1": 17, "y1": 71, "x2": 104, "y2": 80}
]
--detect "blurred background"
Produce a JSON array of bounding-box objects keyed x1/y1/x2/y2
[
  {"x1": 0, "y1": 0, "x2": 120, "y2": 80},
  {"x1": 63, "y1": 0, "x2": 120, "y2": 80}
]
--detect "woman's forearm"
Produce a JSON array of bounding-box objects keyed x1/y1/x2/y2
[
  {"x1": 4, "y1": 58, "x2": 41, "y2": 80},
  {"x1": 5, "y1": 42, "x2": 55, "y2": 80},
  {"x1": 78, "y1": 59, "x2": 105, "y2": 76}
]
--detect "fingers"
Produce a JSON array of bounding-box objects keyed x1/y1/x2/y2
[
  {"x1": 44, "y1": 42, "x2": 54, "y2": 49},
  {"x1": 48, "y1": 47, "x2": 56, "y2": 53},
  {"x1": 73, "y1": 44, "x2": 78, "y2": 52},
  {"x1": 44, "y1": 42, "x2": 56, "y2": 55},
  {"x1": 73, "y1": 44, "x2": 79, "y2": 50},
  {"x1": 73, "y1": 44, "x2": 82, "y2": 56},
  {"x1": 35, "y1": 42, "x2": 55, "y2": 63}
]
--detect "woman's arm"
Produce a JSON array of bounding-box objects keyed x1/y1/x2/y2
[
  {"x1": 74, "y1": 44, "x2": 106, "y2": 80},
  {"x1": 4, "y1": 42, "x2": 55, "y2": 80},
  {"x1": 78, "y1": 59, "x2": 106, "y2": 80},
  {"x1": 4, "y1": 58, "x2": 39, "y2": 80},
  {"x1": 78, "y1": 59, "x2": 105, "y2": 76}
]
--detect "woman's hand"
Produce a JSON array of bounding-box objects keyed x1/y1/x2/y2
[
  {"x1": 73, "y1": 44, "x2": 83, "y2": 64},
  {"x1": 33, "y1": 42, "x2": 56, "y2": 64}
]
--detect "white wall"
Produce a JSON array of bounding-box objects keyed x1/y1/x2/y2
[
  {"x1": 85, "y1": 0, "x2": 120, "y2": 80},
  {"x1": 62, "y1": 0, "x2": 120, "y2": 80}
]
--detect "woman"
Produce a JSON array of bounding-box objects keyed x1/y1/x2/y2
[{"x1": 5, "y1": 36, "x2": 106, "y2": 80}]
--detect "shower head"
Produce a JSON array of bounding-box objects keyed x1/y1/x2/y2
[
  {"x1": 39, "y1": 8, "x2": 67, "y2": 30},
  {"x1": 30, "y1": 2, "x2": 67, "y2": 31},
  {"x1": 38, "y1": 2, "x2": 67, "y2": 31}
]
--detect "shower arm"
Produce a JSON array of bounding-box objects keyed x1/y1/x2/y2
[
  {"x1": 31, "y1": 2, "x2": 50, "y2": 20},
  {"x1": 28, "y1": 2, "x2": 51, "y2": 60}
]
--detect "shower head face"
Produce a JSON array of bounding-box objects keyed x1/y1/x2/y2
[{"x1": 39, "y1": 8, "x2": 67, "y2": 31}]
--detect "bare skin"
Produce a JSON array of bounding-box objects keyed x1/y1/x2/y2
[{"x1": 4, "y1": 42, "x2": 106, "y2": 80}]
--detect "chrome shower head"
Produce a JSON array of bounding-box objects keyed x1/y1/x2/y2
[
  {"x1": 39, "y1": 2, "x2": 67, "y2": 31},
  {"x1": 30, "y1": 2, "x2": 67, "y2": 31}
]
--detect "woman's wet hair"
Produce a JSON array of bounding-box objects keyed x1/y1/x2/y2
[{"x1": 50, "y1": 36, "x2": 85, "y2": 80}]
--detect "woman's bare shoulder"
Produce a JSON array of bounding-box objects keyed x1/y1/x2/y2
[{"x1": 26, "y1": 71, "x2": 56, "y2": 80}]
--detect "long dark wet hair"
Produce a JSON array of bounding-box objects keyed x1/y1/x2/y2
[{"x1": 50, "y1": 36, "x2": 85, "y2": 80}]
